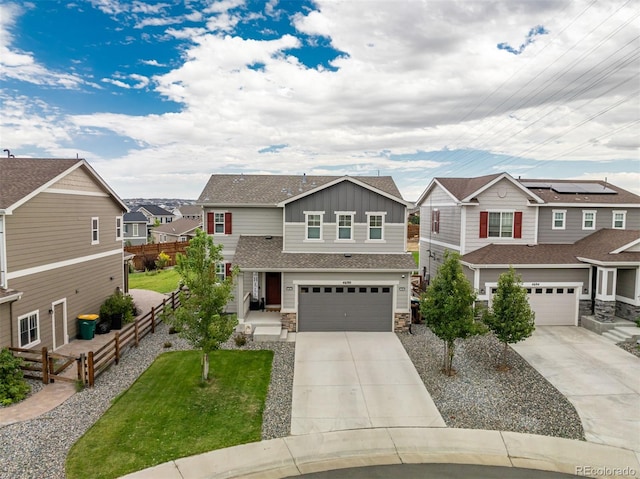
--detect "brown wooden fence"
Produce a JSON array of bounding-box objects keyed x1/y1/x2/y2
[
  {"x1": 407, "y1": 223, "x2": 419, "y2": 239},
  {"x1": 11, "y1": 290, "x2": 184, "y2": 388},
  {"x1": 125, "y1": 241, "x2": 189, "y2": 271}
]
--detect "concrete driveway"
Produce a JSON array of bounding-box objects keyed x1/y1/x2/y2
[
  {"x1": 511, "y1": 326, "x2": 640, "y2": 453},
  {"x1": 291, "y1": 332, "x2": 446, "y2": 436}
]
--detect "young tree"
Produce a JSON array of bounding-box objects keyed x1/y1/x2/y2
[
  {"x1": 420, "y1": 250, "x2": 481, "y2": 375},
  {"x1": 168, "y1": 229, "x2": 237, "y2": 381},
  {"x1": 483, "y1": 266, "x2": 535, "y2": 370}
]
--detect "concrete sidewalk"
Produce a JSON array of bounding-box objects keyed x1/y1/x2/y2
[
  {"x1": 292, "y1": 332, "x2": 445, "y2": 435},
  {"x1": 120, "y1": 427, "x2": 640, "y2": 479},
  {"x1": 511, "y1": 326, "x2": 640, "y2": 453}
]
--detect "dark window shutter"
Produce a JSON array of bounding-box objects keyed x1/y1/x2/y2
[
  {"x1": 225, "y1": 263, "x2": 232, "y2": 278},
  {"x1": 514, "y1": 211, "x2": 523, "y2": 238},
  {"x1": 207, "y1": 212, "x2": 214, "y2": 234},
  {"x1": 479, "y1": 211, "x2": 488, "y2": 238},
  {"x1": 224, "y1": 212, "x2": 232, "y2": 235}
]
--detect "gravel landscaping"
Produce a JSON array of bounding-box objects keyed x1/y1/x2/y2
[
  {"x1": 0, "y1": 323, "x2": 293, "y2": 479},
  {"x1": 398, "y1": 324, "x2": 585, "y2": 440},
  {"x1": 618, "y1": 340, "x2": 640, "y2": 358}
]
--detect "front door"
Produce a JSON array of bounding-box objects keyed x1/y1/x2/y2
[{"x1": 265, "y1": 272, "x2": 281, "y2": 306}]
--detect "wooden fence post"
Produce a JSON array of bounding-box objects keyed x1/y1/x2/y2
[
  {"x1": 41, "y1": 347, "x2": 49, "y2": 384},
  {"x1": 171, "y1": 291, "x2": 176, "y2": 309},
  {"x1": 48, "y1": 354, "x2": 55, "y2": 383},
  {"x1": 77, "y1": 353, "x2": 85, "y2": 384},
  {"x1": 134, "y1": 320, "x2": 139, "y2": 347},
  {"x1": 88, "y1": 351, "x2": 94, "y2": 387},
  {"x1": 115, "y1": 332, "x2": 120, "y2": 365}
]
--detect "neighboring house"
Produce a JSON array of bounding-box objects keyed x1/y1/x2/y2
[
  {"x1": 123, "y1": 211, "x2": 148, "y2": 246},
  {"x1": 150, "y1": 218, "x2": 201, "y2": 243},
  {"x1": 173, "y1": 204, "x2": 202, "y2": 221},
  {"x1": 416, "y1": 172, "x2": 640, "y2": 327},
  {"x1": 196, "y1": 174, "x2": 416, "y2": 334},
  {"x1": 136, "y1": 204, "x2": 174, "y2": 237},
  {"x1": 0, "y1": 158, "x2": 128, "y2": 350}
]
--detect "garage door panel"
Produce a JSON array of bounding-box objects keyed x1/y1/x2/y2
[
  {"x1": 299, "y1": 286, "x2": 393, "y2": 332},
  {"x1": 490, "y1": 286, "x2": 577, "y2": 326}
]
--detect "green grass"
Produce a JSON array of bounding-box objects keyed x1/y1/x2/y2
[
  {"x1": 129, "y1": 268, "x2": 181, "y2": 293},
  {"x1": 66, "y1": 349, "x2": 274, "y2": 479},
  {"x1": 412, "y1": 251, "x2": 419, "y2": 266}
]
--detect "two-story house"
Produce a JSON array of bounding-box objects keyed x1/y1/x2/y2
[
  {"x1": 0, "y1": 158, "x2": 128, "y2": 350},
  {"x1": 136, "y1": 204, "x2": 174, "y2": 237},
  {"x1": 196, "y1": 174, "x2": 416, "y2": 336},
  {"x1": 173, "y1": 205, "x2": 202, "y2": 222},
  {"x1": 150, "y1": 218, "x2": 201, "y2": 243},
  {"x1": 416, "y1": 172, "x2": 640, "y2": 327},
  {"x1": 123, "y1": 211, "x2": 148, "y2": 246}
]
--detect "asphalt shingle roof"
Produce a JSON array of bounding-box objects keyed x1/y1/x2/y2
[
  {"x1": 137, "y1": 204, "x2": 173, "y2": 216},
  {"x1": 0, "y1": 158, "x2": 80, "y2": 209},
  {"x1": 461, "y1": 229, "x2": 640, "y2": 265},
  {"x1": 197, "y1": 175, "x2": 403, "y2": 205},
  {"x1": 436, "y1": 173, "x2": 502, "y2": 202},
  {"x1": 152, "y1": 218, "x2": 201, "y2": 235},
  {"x1": 520, "y1": 179, "x2": 640, "y2": 205},
  {"x1": 233, "y1": 236, "x2": 417, "y2": 271},
  {"x1": 123, "y1": 211, "x2": 148, "y2": 222}
]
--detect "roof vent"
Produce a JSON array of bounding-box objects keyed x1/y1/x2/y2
[
  {"x1": 344, "y1": 253, "x2": 351, "y2": 257},
  {"x1": 265, "y1": 236, "x2": 272, "y2": 240}
]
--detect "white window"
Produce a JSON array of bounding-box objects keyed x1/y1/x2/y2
[
  {"x1": 19, "y1": 311, "x2": 40, "y2": 348},
  {"x1": 91, "y1": 217, "x2": 99, "y2": 244},
  {"x1": 132, "y1": 223, "x2": 139, "y2": 237},
  {"x1": 215, "y1": 263, "x2": 225, "y2": 282},
  {"x1": 116, "y1": 217, "x2": 122, "y2": 240},
  {"x1": 367, "y1": 213, "x2": 384, "y2": 240},
  {"x1": 305, "y1": 212, "x2": 323, "y2": 240},
  {"x1": 488, "y1": 212, "x2": 513, "y2": 238},
  {"x1": 336, "y1": 212, "x2": 354, "y2": 240},
  {"x1": 612, "y1": 211, "x2": 626, "y2": 229},
  {"x1": 582, "y1": 210, "x2": 596, "y2": 230},
  {"x1": 214, "y1": 213, "x2": 225, "y2": 234},
  {"x1": 552, "y1": 210, "x2": 566, "y2": 230}
]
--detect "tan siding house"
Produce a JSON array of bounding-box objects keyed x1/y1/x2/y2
[{"x1": 0, "y1": 158, "x2": 127, "y2": 350}]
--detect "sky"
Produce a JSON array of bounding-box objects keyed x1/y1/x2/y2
[{"x1": 1, "y1": 0, "x2": 639, "y2": 201}]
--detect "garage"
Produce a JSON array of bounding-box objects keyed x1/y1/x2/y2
[
  {"x1": 298, "y1": 285, "x2": 393, "y2": 332},
  {"x1": 491, "y1": 285, "x2": 578, "y2": 326}
]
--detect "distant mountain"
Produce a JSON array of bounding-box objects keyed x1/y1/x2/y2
[{"x1": 124, "y1": 199, "x2": 196, "y2": 211}]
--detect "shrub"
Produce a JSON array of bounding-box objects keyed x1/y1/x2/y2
[
  {"x1": 234, "y1": 333, "x2": 247, "y2": 347},
  {"x1": 155, "y1": 251, "x2": 171, "y2": 270},
  {"x1": 100, "y1": 291, "x2": 136, "y2": 326},
  {"x1": 0, "y1": 348, "x2": 30, "y2": 406},
  {"x1": 141, "y1": 254, "x2": 157, "y2": 271},
  {"x1": 163, "y1": 341, "x2": 173, "y2": 348}
]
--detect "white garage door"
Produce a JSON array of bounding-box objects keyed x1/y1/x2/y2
[{"x1": 491, "y1": 286, "x2": 577, "y2": 326}]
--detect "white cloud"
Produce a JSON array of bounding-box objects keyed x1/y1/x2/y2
[
  {"x1": 140, "y1": 59, "x2": 166, "y2": 67},
  {"x1": 3, "y1": 0, "x2": 639, "y2": 199}
]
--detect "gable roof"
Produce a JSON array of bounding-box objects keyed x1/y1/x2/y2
[
  {"x1": 461, "y1": 229, "x2": 640, "y2": 266},
  {"x1": 197, "y1": 174, "x2": 404, "y2": 206},
  {"x1": 123, "y1": 211, "x2": 148, "y2": 223},
  {"x1": 137, "y1": 204, "x2": 173, "y2": 216},
  {"x1": 174, "y1": 205, "x2": 202, "y2": 216},
  {"x1": 151, "y1": 218, "x2": 201, "y2": 236},
  {"x1": 519, "y1": 178, "x2": 640, "y2": 205},
  {"x1": 416, "y1": 172, "x2": 544, "y2": 205},
  {"x1": 0, "y1": 158, "x2": 127, "y2": 214}
]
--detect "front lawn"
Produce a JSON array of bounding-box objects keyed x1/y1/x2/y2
[
  {"x1": 129, "y1": 268, "x2": 181, "y2": 293},
  {"x1": 66, "y1": 349, "x2": 274, "y2": 479}
]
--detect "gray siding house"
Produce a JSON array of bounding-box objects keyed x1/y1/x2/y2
[
  {"x1": 123, "y1": 211, "x2": 148, "y2": 246},
  {"x1": 0, "y1": 158, "x2": 128, "y2": 350},
  {"x1": 136, "y1": 204, "x2": 174, "y2": 237},
  {"x1": 197, "y1": 174, "x2": 416, "y2": 336},
  {"x1": 416, "y1": 172, "x2": 640, "y2": 327}
]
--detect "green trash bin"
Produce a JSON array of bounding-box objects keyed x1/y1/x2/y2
[{"x1": 78, "y1": 314, "x2": 99, "y2": 340}]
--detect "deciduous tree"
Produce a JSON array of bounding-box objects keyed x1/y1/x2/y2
[
  {"x1": 168, "y1": 229, "x2": 237, "y2": 381},
  {"x1": 420, "y1": 250, "x2": 481, "y2": 375}
]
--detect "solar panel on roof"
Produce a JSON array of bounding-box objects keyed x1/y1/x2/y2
[
  {"x1": 551, "y1": 183, "x2": 617, "y2": 194},
  {"x1": 521, "y1": 182, "x2": 552, "y2": 189}
]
